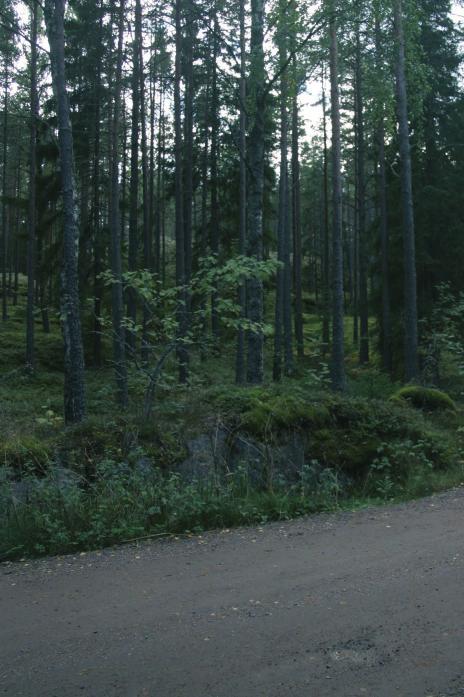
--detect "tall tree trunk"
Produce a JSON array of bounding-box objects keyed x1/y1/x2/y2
[
  {"x1": 291, "y1": 57, "x2": 304, "y2": 360},
  {"x1": 1, "y1": 65, "x2": 8, "y2": 322},
  {"x1": 274, "y1": 19, "x2": 293, "y2": 379},
  {"x1": 92, "y1": 0, "x2": 104, "y2": 368},
  {"x1": 44, "y1": 0, "x2": 86, "y2": 423},
  {"x1": 121, "y1": 104, "x2": 128, "y2": 245},
  {"x1": 137, "y1": 0, "x2": 151, "y2": 363},
  {"x1": 394, "y1": 0, "x2": 419, "y2": 381},
  {"x1": 26, "y1": 0, "x2": 39, "y2": 370},
  {"x1": 375, "y1": 14, "x2": 392, "y2": 374},
  {"x1": 183, "y1": 0, "x2": 194, "y2": 346},
  {"x1": 108, "y1": 0, "x2": 128, "y2": 407},
  {"x1": 210, "y1": 9, "x2": 220, "y2": 341},
  {"x1": 321, "y1": 76, "x2": 330, "y2": 353},
  {"x1": 155, "y1": 81, "x2": 164, "y2": 278},
  {"x1": 329, "y1": 1, "x2": 345, "y2": 392},
  {"x1": 127, "y1": 5, "x2": 141, "y2": 355},
  {"x1": 148, "y1": 37, "x2": 157, "y2": 275},
  {"x1": 174, "y1": 0, "x2": 189, "y2": 383},
  {"x1": 235, "y1": 0, "x2": 247, "y2": 383},
  {"x1": 355, "y1": 31, "x2": 369, "y2": 365},
  {"x1": 246, "y1": 0, "x2": 265, "y2": 384}
]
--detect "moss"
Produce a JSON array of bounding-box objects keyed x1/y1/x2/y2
[
  {"x1": 391, "y1": 386, "x2": 456, "y2": 413},
  {"x1": 240, "y1": 394, "x2": 330, "y2": 437},
  {"x1": 1, "y1": 435, "x2": 53, "y2": 472},
  {"x1": 307, "y1": 427, "x2": 382, "y2": 477}
]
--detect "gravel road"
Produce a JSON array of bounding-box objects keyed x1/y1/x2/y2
[{"x1": 1, "y1": 489, "x2": 464, "y2": 696}]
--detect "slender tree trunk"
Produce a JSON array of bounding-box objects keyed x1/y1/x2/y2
[
  {"x1": 183, "y1": 0, "x2": 194, "y2": 347},
  {"x1": 155, "y1": 81, "x2": 164, "y2": 278},
  {"x1": 108, "y1": 0, "x2": 128, "y2": 407},
  {"x1": 246, "y1": 0, "x2": 265, "y2": 384},
  {"x1": 44, "y1": 0, "x2": 86, "y2": 423},
  {"x1": 26, "y1": 0, "x2": 39, "y2": 370},
  {"x1": 210, "y1": 9, "x2": 220, "y2": 341},
  {"x1": 92, "y1": 0, "x2": 104, "y2": 368},
  {"x1": 321, "y1": 76, "x2": 330, "y2": 353},
  {"x1": 375, "y1": 14, "x2": 392, "y2": 374},
  {"x1": 355, "y1": 31, "x2": 369, "y2": 365},
  {"x1": 394, "y1": 0, "x2": 419, "y2": 381},
  {"x1": 329, "y1": 2, "x2": 345, "y2": 392},
  {"x1": 274, "y1": 19, "x2": 293, "y2": 379},
  {"x1": 174, "y1": 0, "x2": 189, "y2": 383},
  {"x1": 2, "y1": 67, "x2": 8, "y2": 322},
  {"x1": 127, "y1": 4, "x2": 141, "y2": 355},
  {"x1": 291, "y1": 58, "x2": 304, "y2": 360},
  {"x1": 121, "y1": 105, "x2": 128, "y2": 245},
  {"x1": 137, "y1": 0, "x2": 151, "y2": 363},
  {"x1": 148, "y1": 39, "x2": 156, "y2": 275},
  {"x1": 235, "y1": 0, "x2": 247, "y2": 383}
]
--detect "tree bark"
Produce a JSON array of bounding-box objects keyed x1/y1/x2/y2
[
  {"x1": 210, "y1": 8, "x2": 220, "y2": 341},
  {"x1": 92, "y1": 0, "x2": 104, "y2": 368},
  {"x1": 246, "y1": 0, "x2": 265, "y2": 385},
  {"x1": 26, "y1": 0, "x2": 38, "y2": 370},
  {"x1": 108, "y1": 0, "x2": 129, "y2": 407},
  {"x1": 394, "y1": 0, "x2": 419, "y2": 381},
  {"x1": 274, "y1": 19, "x2": 293, "y2": 380},
  {"x1": 375, "y1": 14, "x2": 392, "y2": 374},
  {"x1": 329, "y1": 2, "x2": 345, "y2": 392},
  {"x1": 127, "y1": 4, "x2": 141, "y2": 354},
  {"x1": 355, "y1": 31, "x2": 369, "y2": 365},
  {"x1": 174, "y1": 0, "x2": 189, "y2": 383},
  {"x1": 1, "y1": 65, "x2": 8, "y2": 323},
  {"x1": 291, "y1": 58, "x2": 304, "y2": 360},
  {"x1": 137, "y1": 0, "x2": 151, "y2": 363},
  {"x1": 321, "y1": 75, "x2": 330, "y2": 353},
  {"x1": 44, "y1": 0, "x2": 86, "y2": 423},
  {"x1": 235, "y1": 0, "x2": 247, "y2": 383}
]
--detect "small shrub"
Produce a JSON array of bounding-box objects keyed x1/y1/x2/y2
[{"x1": 391, "y1": 386, "x2": 456, "y2": 412}]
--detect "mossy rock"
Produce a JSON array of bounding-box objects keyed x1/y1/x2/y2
[
  {"x1": 391, "y1": 386, "x2": 456, "y2": 413},
  {"x1": 240, "y1": 395, "x2": 330, "y2": 437},
  {"x1": 307, "y1": 427, "x2": 381, "y2": 477}
]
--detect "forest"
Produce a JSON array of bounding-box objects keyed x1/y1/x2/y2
[{"x1": 0, "y1": 0, "x2": 464, "y2": 560}]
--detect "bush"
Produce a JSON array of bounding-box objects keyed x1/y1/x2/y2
[{"x1": 391, "y1": 386, "x2": 456, "y2": 412}]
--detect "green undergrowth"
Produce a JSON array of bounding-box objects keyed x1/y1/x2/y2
[
  {"x1": 2, "y1": 294, "x2": 464, "y2": 561},
  {"x1": 1, "y1": 456, "x2": 463, "y2": 561}
]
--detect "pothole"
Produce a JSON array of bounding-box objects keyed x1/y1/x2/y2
[{"x1": 329, "y1": 647, "x2": 378, "y2": 667}]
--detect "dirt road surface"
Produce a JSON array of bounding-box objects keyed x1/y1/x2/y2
[{"x1": 1, "y1": 489, "x2": 464, "y2": 697}]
